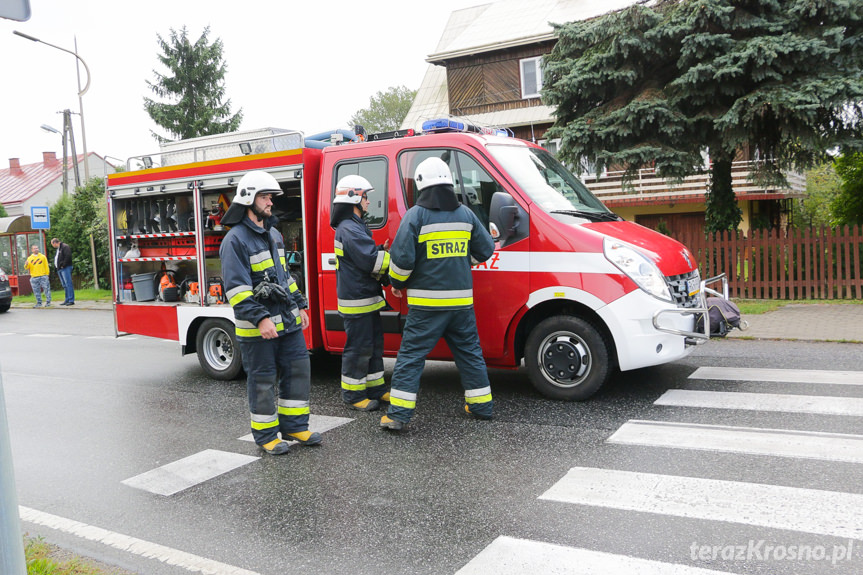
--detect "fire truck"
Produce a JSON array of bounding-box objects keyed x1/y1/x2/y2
[{"x1": 106, "y1": 121, "x2": 721, "y2": 400}]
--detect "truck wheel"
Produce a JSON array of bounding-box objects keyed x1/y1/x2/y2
[
  {"x1": 524, "y1": 315, "x2": 610, "y2": 401},
  {"x1": 196, "y1": 318, "x2": 243, "y2": 380}
]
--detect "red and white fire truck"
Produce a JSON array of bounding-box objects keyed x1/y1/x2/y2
[{"x1": 106, "y1": 121, "x2": 720, "y2": 400}]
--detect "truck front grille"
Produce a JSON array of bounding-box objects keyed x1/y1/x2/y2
[{"x1": 666, "y1": 270, "x2": 702, "y2": 308}]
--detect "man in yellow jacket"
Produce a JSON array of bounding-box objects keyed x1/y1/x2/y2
[{"x1": 24, "y1": 245, "x2": 51, "y2": 307}]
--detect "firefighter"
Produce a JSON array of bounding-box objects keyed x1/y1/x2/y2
[
  {"x1": 332, "y1": 175, "x2": 392, "y2": 411},
  {"x1": 219, "y1": 170, "x2": 321, "y2": 455},
  {"x1": 381, "y1": 157, "x2": 495, "y2": 431}
]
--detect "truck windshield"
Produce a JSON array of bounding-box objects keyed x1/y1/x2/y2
[{"x1": 488, "y1": 144, "x2": 612, "y2": 218}]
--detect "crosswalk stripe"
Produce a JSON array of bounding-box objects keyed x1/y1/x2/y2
[
  {"x1": 691, "y1": 366, "x2": 863, "y2": 385},
  {"x1": 122, "y1": 449, "x2": 259, "y2": 496},
  {"x1": 455, "y1": 536, "x2": 734, "y2": 575},
  {"x1": 540, "y1": 467, "x2": 863, "y2": 540},
  {"x1": 608, "y1": 419, "x2": 863, "y2": 463},
  {"x1": 656, "y1": 389, "x2": 863, "y2": 416}
]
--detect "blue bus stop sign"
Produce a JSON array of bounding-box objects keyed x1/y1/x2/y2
[{"x1": 30, "y1": 206, "x2": 50, "y2": 230}]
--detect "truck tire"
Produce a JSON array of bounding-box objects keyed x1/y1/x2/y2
[
  {"x1": 196, "y1": 318, "x2": 243, "y2": 380},
  {"x1": 525, "y1": 315, "x2": 610, "y2": 401}
]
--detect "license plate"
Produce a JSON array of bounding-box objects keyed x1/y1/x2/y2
[{"x1": 687, "y1": 277, "x2": 700, "y2": 296}]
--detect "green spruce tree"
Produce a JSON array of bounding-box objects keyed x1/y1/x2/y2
[
  {"x1": 144, "y1": 26, "x2": 243, "y2": 143},
  {"x1": 543, "y1": 0, "x2": 863, "y2": 233}
]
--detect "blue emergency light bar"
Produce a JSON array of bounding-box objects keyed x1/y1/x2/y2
[
  {"x1": 422, "y1": 118, "x2": 466, "y2": 132},
  {"x1": 421, "y1": 117, "x2": 510, "y2": 137}
]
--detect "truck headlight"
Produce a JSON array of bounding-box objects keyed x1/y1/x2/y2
[{"x1": 604, "y1": 238, "x2": 673, "y2": 302}]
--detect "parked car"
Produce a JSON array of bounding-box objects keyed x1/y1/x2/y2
[{"x1": 0, "y1": 267, "x2": 12, "y2": 313}]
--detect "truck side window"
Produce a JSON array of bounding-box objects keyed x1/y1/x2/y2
[
  {"x1": 398, "y1": 149, "x2": 503, "y2": 229},
  {"x1": 334, "y1": 158, "x2": 387, "y2": 229},
  {"x1": 453, "y1": 151, "x2": 503, "y2": 229}
]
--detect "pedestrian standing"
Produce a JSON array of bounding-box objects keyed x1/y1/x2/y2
[
  {"x1": 381, "y1": 157, "x2": 496, "y2": 431},
  {"x1": 51, "y1": 238, "x2": 75, "y2": 306},
  {"x1": 24, "y1": 245, "x2": 51, "y2": 307},
  {"x1": 332, "y1": 175, "x2": 391, "y2": 412},
  {"x1": 220, "y1": 170, "x2": 321, "y2": 455}
]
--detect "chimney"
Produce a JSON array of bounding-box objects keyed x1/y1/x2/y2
[
  {"x1": 9, "y1": 158, "x2": 23, "y2": 175},
  {"x1": 42, "y1": 151, "x2": 59, "y2": 167}
]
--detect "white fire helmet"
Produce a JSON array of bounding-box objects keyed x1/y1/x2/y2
[
  {"x1": 334, "y1": 175, "x2": 374, "y2": 205},
  {"x1": 232, "y1": 171, "x2": 283, "y2": 206},
  {"x1": 414, "y1": 157, "x2": 453, "y2": 191}
]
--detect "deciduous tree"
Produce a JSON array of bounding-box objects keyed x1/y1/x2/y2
[
  {"x1": 349, "y1": 86, "x2": 416, "y2": 134},
  {"x1": 832, "y1": 151, "x2": 863, "y2": 225}
]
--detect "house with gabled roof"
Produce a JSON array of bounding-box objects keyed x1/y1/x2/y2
[
  {"x1": 402, "y1": 0, "x2": 806, "y2": 236},
  {"x1": 0, "y1": 152, "x2": 113, "y2": 294}
]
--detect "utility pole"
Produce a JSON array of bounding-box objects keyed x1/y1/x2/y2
[{"x1": 64, "y1": 109, "x2": 81, "y2": 188}]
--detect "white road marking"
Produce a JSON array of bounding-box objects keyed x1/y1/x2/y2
[
  {"x1": 455, "y1": 536, "x2": 734, "y2": 575},
  {"x1": 656, "y1": 389, "x2": 863, "y2": 416},
  {"x1": 25, "y1": 333, "x2": 72, "y2": 338},
  {"x1": 20, "y1": 506, "x2": 260, "y2": 575},
  {"x1": 608, "y1": 420, "x2": 863, "y2": 463},
  {"x1": 540, "y1": 467, "x2": 863, "y2": 540},
  {"x1": 690, "y1": 366, "x2": 863, "y2": 386},
  {"x1": 238, "y1": 414, "x2": 354, "y2": 443},
  {"x1": 121, "y1": 449, "x2": 259, "y2": 496}
]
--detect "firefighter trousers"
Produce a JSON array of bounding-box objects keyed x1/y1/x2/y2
[
  {"x1": 240, "y1": 329, "x2": 311, "y2": 446},
  {"x1": 387, "y1": 307, "x2": 493, "y2": 423},
  {"x1": 341, "y1": 312, "x2": 388, "y2": 404}
]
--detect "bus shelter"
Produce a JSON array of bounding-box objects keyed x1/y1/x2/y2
[{"x1": 0, "y1": 216, "x2": 47, "y2": 297}]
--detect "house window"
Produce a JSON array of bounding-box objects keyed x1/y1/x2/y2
[
  {"x1": 520, "y1": 56, "x2": 543, "y2": 99},
  {"x1": 538, "y1": 138, "x2": 560, "y2": 156}
]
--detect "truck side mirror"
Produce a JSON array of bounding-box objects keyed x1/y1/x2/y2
[{"x1": 489, "y1": 192, "x2": 529, "y2": 247}]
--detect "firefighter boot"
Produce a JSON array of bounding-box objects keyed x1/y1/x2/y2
[
  {"x1": 285, "y1": 430, "x2": 323, "y2": 446},
  {"x1": 380, "y1": 392, "x2": 391, "y2": 403},
  {"x1": 464, "y1": 404, "x2": 493, "y2": 421},
  {"x1": 348, "y1": 398, "x2": 380, "y2": 412},
  {"x1": 260, "y1": 439, "x2": 290, "y2": 455},
  {"x1": 380, "y1": 415, "x2": 405, "y2": 431}
]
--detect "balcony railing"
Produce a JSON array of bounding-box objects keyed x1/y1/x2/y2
[{"x1": 580, "y1": 160, "x2": 806, "y2": 203}]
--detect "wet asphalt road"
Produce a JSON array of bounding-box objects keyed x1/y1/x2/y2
[{"x1": 2, "y1": 307, "x2": 862, "y2": 575}]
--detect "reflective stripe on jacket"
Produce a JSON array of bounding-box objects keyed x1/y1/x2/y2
[
  {"x1": 334, "y1": 214, "x2": 389, "y2": 316},
  {"x1": 388, "y1": 204, "x2": 494, "y2": 310},
  {"x1": 220, "y1": 215, "x2": 308, "y2": 341}
]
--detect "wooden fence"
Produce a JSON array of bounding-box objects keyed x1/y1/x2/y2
[{"x1": 673, "y1": 226, "x2": 863, "y2": 300}]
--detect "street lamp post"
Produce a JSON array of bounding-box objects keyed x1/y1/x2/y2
[
  {"x1": 40, "y1": 123, "x2": 68, "y2": 195},
  {"x1": 13, "y1": 30, "x2": 91, "y2": 180}
]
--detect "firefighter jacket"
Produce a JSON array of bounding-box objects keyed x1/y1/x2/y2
[
  {"x1": 388, "y1": 187, "x2": 495, "y2": 310},
  {"x1": 334, "y1": 213, "x2": 390, "y2": 316},
  {"x1": 220, "y1": 215, "x2": 308, "y2": 341}
]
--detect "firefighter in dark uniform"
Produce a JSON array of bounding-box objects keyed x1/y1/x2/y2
[
  {"x1": 220, "y1": 170, "x2": 322, "y2": 455},
  {"x1": 381, "y1": 157, "x2": 496, "y2": 431},
  {"x1": 332, "y1": 175, "x2": 392, "y2": 411}
]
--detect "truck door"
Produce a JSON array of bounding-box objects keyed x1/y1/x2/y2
[
  {"x1": 395, "y1": 148, "x2": 524, "y2": 361},
  {"x1": 319, "y1": 157, "x2": 401, "y2": 353}
]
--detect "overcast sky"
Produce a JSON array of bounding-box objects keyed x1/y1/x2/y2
[{"x1": 1, "y1": 0, "x2": 485, "y2": 170}]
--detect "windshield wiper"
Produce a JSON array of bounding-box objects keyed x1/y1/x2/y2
[{"x1": 550, "y1": 209, "x2": 621, "y2": 222}]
